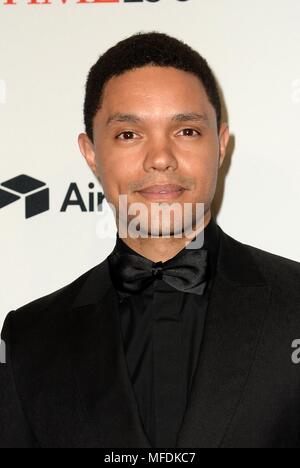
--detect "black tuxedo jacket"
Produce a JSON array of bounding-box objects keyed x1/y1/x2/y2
[{"x1": 1, "y1": 224, "x2": 300, "y2": 448}]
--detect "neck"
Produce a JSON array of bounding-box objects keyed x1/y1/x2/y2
[{"x1": 117, "y1": 210, "x2": 212, "y2": 263}]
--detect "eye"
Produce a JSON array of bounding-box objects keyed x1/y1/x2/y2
[
  {"x1": 115, "y1": 131, "x2": 137, "y2": 140},
  {"x1": 178, "y1": 128, "x2": 201, "y2": 137},
  {"x1": 115, "y1": 128, "x2": 201, "y2": 140}
]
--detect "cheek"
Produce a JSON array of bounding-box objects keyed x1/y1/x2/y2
[
  {"x1": 185, "y1": 155, "x2": 219, "y2": 198},
  {"x1": 184, "y1": 151, "x2": 218, "y2": 181},
  {"x1": 100, "y1": 165, "x2": 131, "y2": 205},
  {"x1": 182, "y1": 135, "x2": 219, "y2": 169},
  {"x1": 94, "y1": 146, "x2": 121, "y2": 194}
]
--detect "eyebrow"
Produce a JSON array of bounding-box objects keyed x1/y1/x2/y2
[{"x1": 106, "y1": 112, "x2": 209, "y2": 127}]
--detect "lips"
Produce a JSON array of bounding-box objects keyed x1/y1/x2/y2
[{"x1": 138, "y1": 184, "x2": 185, "y2": 194}]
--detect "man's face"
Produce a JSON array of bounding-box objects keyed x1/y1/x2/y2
[{"x1": 78, "y1": 65, "x2": 229, "y2": 237}]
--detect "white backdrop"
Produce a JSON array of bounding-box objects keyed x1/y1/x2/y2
[{"x1": 1, "y1": 0, "x2": 300, "y2": 328}]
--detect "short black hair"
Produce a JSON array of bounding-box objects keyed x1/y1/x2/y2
[{"x1": 83, "y1": 31, "x2": 222, "y2": 143}]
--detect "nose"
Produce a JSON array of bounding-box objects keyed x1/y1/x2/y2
[{"x1": 143, "y1": 140, "x2": 178, "y2": 173}]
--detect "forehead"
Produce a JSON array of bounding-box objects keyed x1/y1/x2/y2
[{"x1": 100, "y1": 66, "x2": 212, "y2": 115}]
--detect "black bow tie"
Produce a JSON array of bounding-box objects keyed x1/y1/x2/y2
[{"x1": 108, "y1": 244, "x2": 208, "y2": 298}]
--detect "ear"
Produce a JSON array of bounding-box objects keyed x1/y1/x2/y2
[
  {"x1": 78, "y1": 133, "x2": 101, "y2": 181},
  {"x1": 218, "y1": 123, "x2": 230, "y2": 169}
]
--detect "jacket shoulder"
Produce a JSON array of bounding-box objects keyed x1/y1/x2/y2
[
  {"x1": 244, "y1": 240, "x2": 300, "y2": 276},
  {"x1": 3, "y1": 261, "x2": 106, "y2": 334},
  {"x1": 226, "y1": 231, "x2": 300, "y2": 286}
]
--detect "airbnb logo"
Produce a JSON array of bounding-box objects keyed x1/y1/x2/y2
[
  {"x1": 0, "y1": 174, "x2": 106, "y2": 219},
  {"x1": 0, "y1": 175, "x2": 49, "y2": 219}
]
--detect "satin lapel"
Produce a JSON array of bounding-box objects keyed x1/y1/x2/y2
[
  {"x1": 68, "y1": 261, "x2": 152, "y2": 448},
  {"x1": 176, "y1": 228, "x2": 271, "y2": 448}
]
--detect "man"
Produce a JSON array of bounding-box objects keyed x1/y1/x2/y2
[{"x1": 1, "y1": 32, "x2": 300, "y2": 448}]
